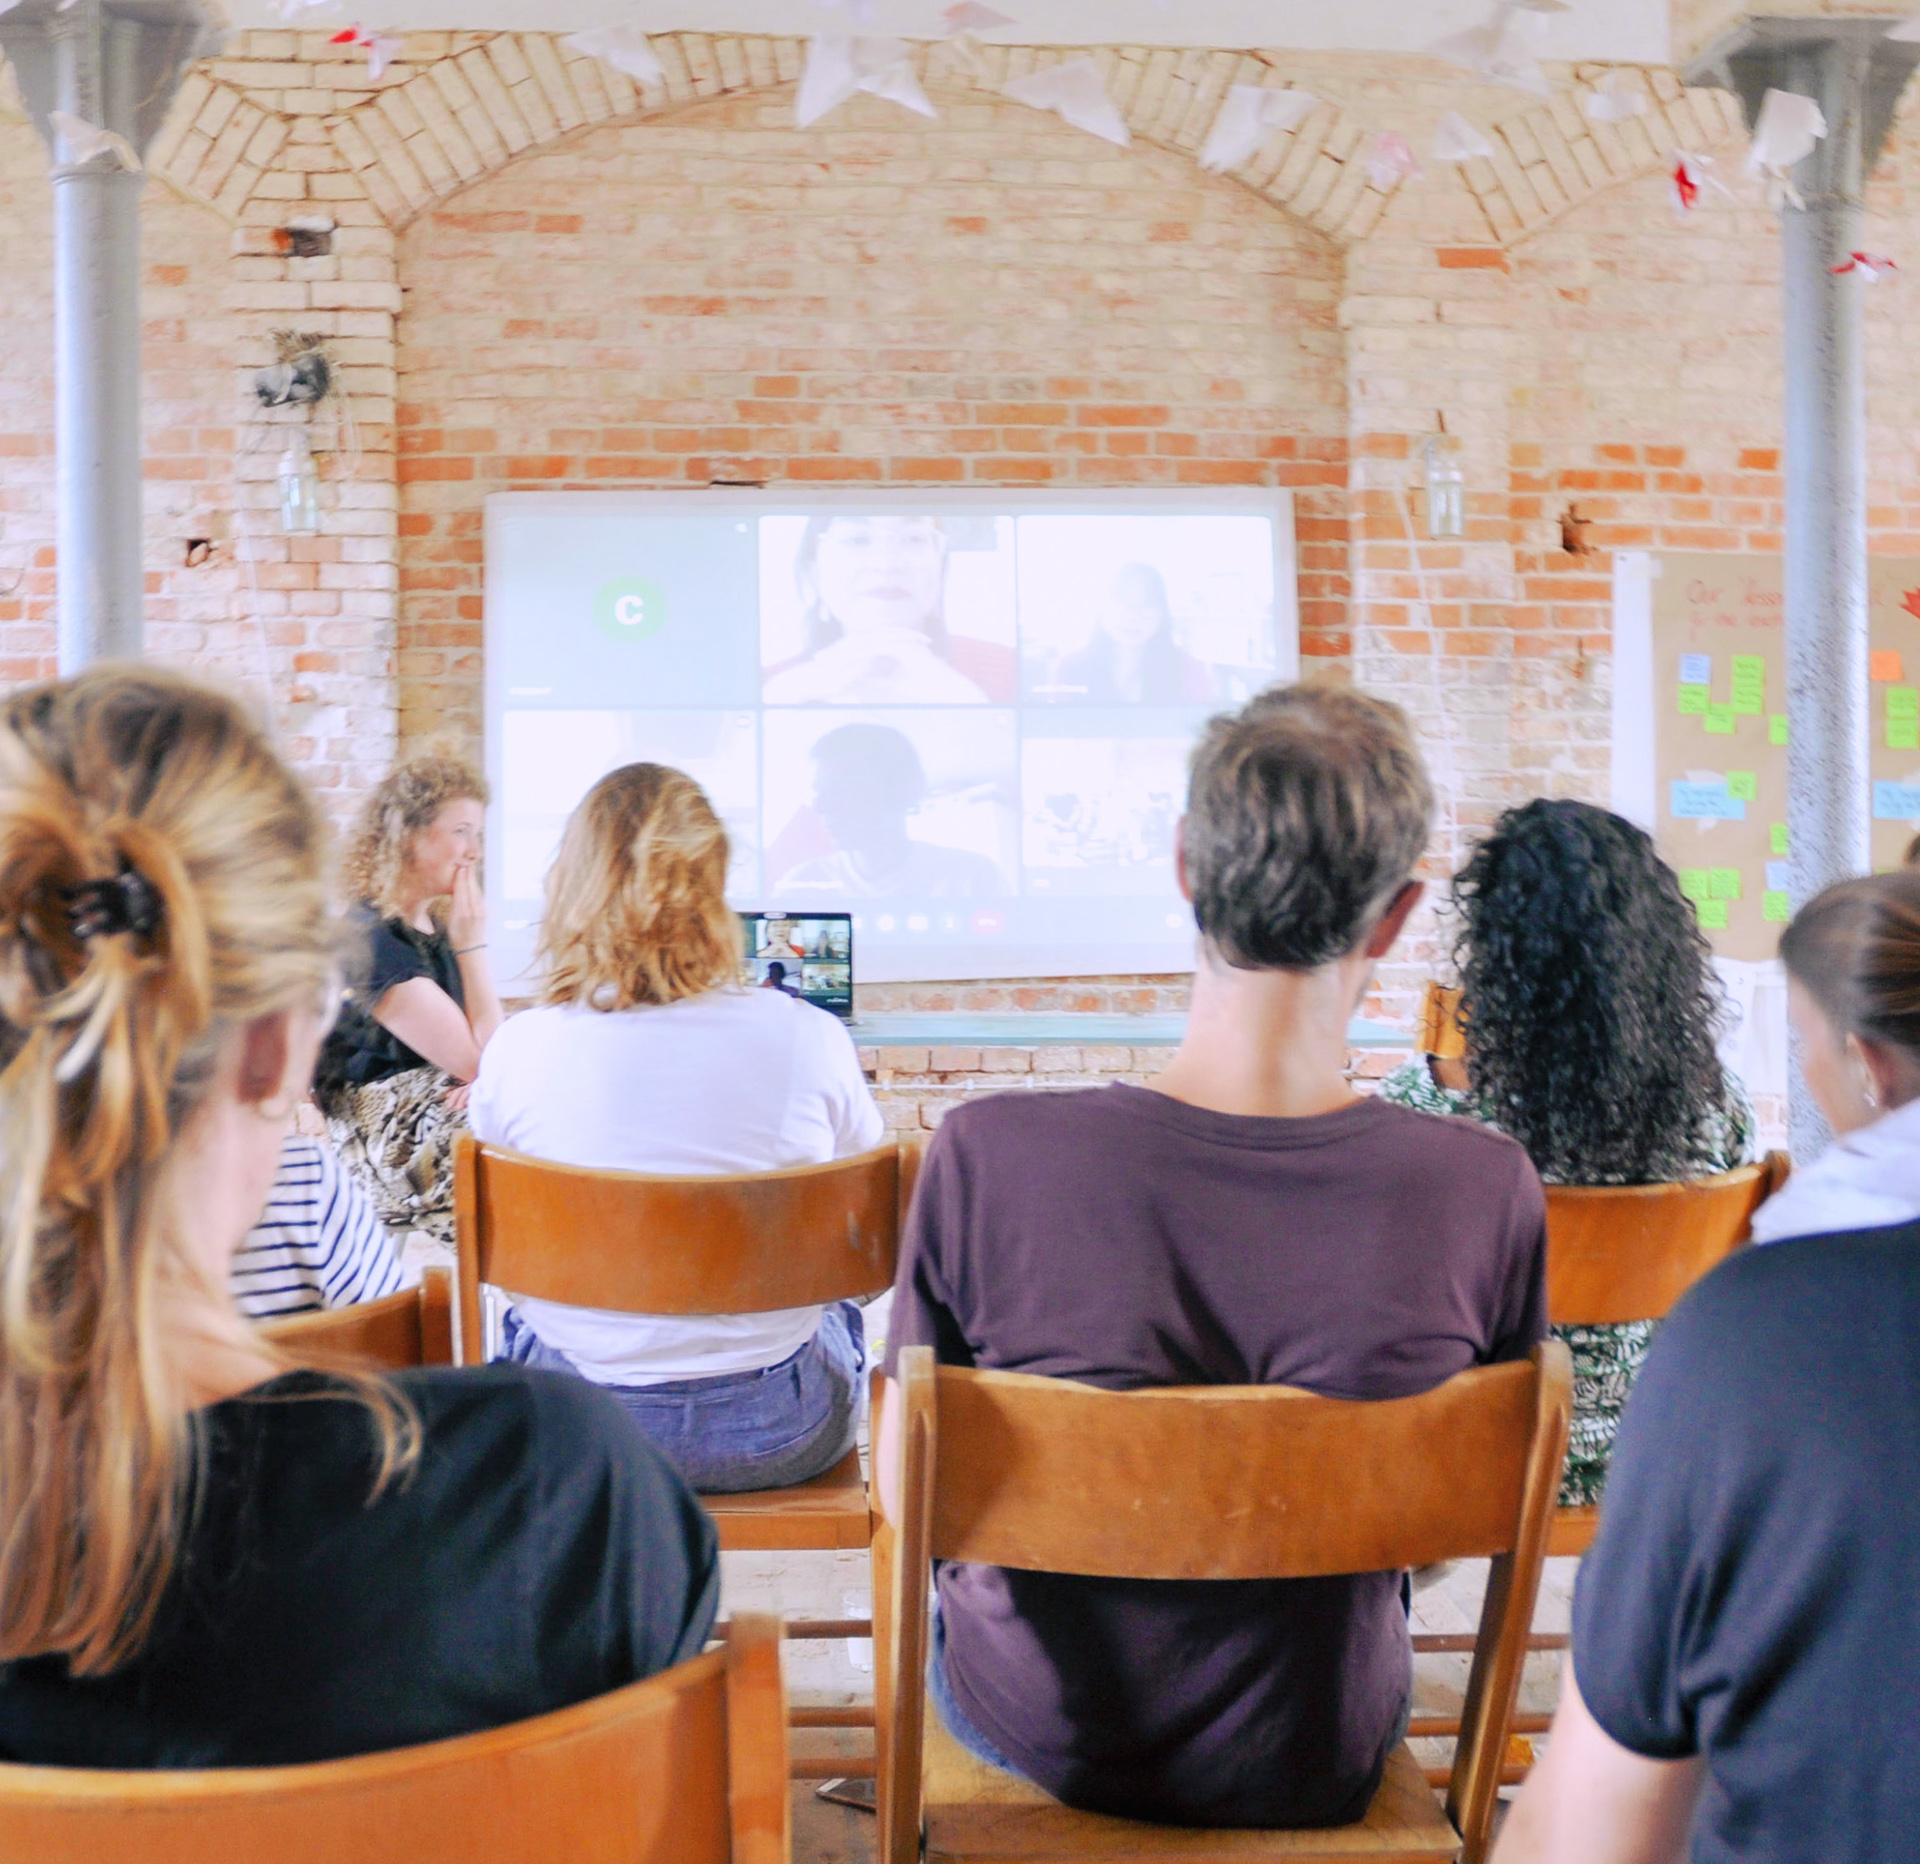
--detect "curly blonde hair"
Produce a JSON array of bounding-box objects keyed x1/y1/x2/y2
[
  {"x1": 341, "y1": 752, "x2": 489, "y2": 920},
  {"x1": 539, "y1": 764, "x2": 742, "y2": 1009}
]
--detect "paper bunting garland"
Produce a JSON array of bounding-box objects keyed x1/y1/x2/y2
[
  {"x1": 275, "y1": 0, "x2": 338, "y2": 18},
  {"x1": 562, "y1": 25, "x2": 665, "y2": 87},
  {"x1": 943, "y1": 2, "x2": 1013, "y2": 30},
  {"x1": 1832, "y1": 251, "x2": 1898, "y2": 281},
  {"x1": 1003, "y1": 58, "x2": 1130, "y2": 148},
  {"x1": 1427, "y1": 2, "x2": 1551, "y2": 97},
  {"x1": 796, "y1": 36, "x2": 936, "y2": 129},
  {"x1": 1365, "y1": 131, "x2": 1423, "y2": 190},
  {"x1": 1744, "y1": 88, "x2": 1826, "y2": 210},
  {"x1": 1198, "y1": 85, "x2": 1318, "y2": 174},
  {"x1": 1669, "y1": 150, "x2": 1734, "y2": 215},
  {"x1": 1584, "y1": 69, "x2": 1647, "y2": 123},
  {"x1": 1431, "y1": 111, "x2": 1493, "y2": 163},
  {"x1": 49, "y1": 110, "x2": 141, "y2": 171},
  {"x1": 330, "y1": 25, "x2": 403, "y2": 81}
]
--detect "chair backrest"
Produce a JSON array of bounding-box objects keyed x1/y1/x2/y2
[
  {"x1": 0, "y1": 1613, "x2": 789, "y2": 1864},
  {"x1": 454, "y1": 1134, "x2": 919, "y2": 1368},
  {"x1": 877, "y1": 1343, "x2": 1571, "y2": 1864},
  {"x1": 261, "y1": 1269, "x2": 455, "y2": 1369},
  {"x1": 1544, "y1": 1154, "x2": 1783, "y2": 1327}
]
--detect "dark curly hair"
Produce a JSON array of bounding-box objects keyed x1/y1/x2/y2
[{"x1": 1453, "y1": 798, "x2": 1730, "y2": 1184}]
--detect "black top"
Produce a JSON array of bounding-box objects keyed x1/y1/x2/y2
[
  {"x1": 316, "y1": 906, "x2": 467, "y2": 1099},
  {"x1": 886, "y1": 1085, "x2": 1547, "y2": 1827},
  {"x1": 1573, "y1": 1224, "x2": 1920, "y2": 1863},
  {"x1": 0, "y1": 1366, "x2": 718, "y2": 1768}
]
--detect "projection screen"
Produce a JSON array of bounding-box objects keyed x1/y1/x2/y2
[{"x1": 485, "y1": 490, "x2": 1298, "y2": 986}]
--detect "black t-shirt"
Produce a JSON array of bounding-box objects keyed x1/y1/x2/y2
[
  {"x1": 0, "y1": 1365, "x2": 718, "y2": 1768},
  {"x1": 316, "y1": 906, "x2": 467, "y2": 1098},
  {"x1": 886, "y1": 1084, "x2": 1547, "y2": 1828},
  {"x1": 1573, "y1": 1224, "x2": 1920, "y2": 1863}
]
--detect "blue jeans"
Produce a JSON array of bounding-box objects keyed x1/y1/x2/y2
[
  {"x1": 929, "y1": 1598, "x2": 1020, "y2": 1774},
  {"x1": 500, "y1": 1302, "x2": 864, "y2": 1494}
]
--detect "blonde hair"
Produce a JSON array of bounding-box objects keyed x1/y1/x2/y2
[
  {"x1": 538, "y1": 764, "x2": 741, "y2": 1010},
  {"x1": 340, "y1": 751, "x2": 488, "y2": 920},
  {"x1": 0, "y1": 666, "x2": 414, "y2": 1675}
]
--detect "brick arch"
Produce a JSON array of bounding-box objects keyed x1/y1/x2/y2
[
  {"x1": 322, "y1": 31, "x2": 1401, "y2": 241},
  {"x1": 1456, "y1": 71, "x2": 1744, "y2": 247},
  {"x1": 146, "y1": 72, "x2": 289, "y2": 222}
]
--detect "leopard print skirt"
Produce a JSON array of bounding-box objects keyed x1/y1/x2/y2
[{"x1": 322, "y1": 1066, "x2": 466, "y2": 1247}]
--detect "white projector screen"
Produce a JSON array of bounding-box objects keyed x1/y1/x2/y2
[{"x1": 484, "y1": 490, "x2": 1298, "y2": 986}]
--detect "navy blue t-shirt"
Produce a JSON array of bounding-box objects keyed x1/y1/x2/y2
[{"x1": 1573, "y1": 1223, "x2": 1920, "y2": 1863}]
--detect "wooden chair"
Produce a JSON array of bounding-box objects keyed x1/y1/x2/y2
[
  {"x1": 0, "y1": 1612, "x2": 790, "y2": 1864},
  {"x1": 872, "y1": 1341, "x2": 1572, "y2": 1864},
  {"x1": 454, "y1": 1132, "x2": 917, "y2": 1551},
  {"x1": 1539, "y1": 1154, "x2": 1783, "y2": 1557},
  {"x1": 261, "y1": 1268, "x2": 455, "y2": 1368}
]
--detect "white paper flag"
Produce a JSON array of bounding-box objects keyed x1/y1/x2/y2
[
  {"x1": 1427, "y1": 3, "x2": 1551, "y2": 97},
  {"x1": 943, "y1": 1, "x2": 1013, "y2": 30},
  {"x1": 1365, "y1": 131, "x2": 1423, "y2": 190},
  {"x1": 1198, "y1": 85, "x2": 1318, "y2": 173},
  {"x1": 1744, "y1": 88, "x2": 1826, "y2": 209},
  {"x1": 797, "y1": 36, "x2": 936, "y2": 129},
  {"x1": 1431, "y1": 111, "x2": 1493, "y2": 163},
  {"x1": 562, "y1": 25, "x2": 666, "y2": 87},
  {"x1": 1584, "y1": 68, "x2": 1648, "y2": 123},
  {"x1": 1003, "y1": 57, "x2": 1130, "y2": 147},
  {"x1": 49, "y1": 110, "x2": 141, "y2": 172},
  {"x1": 1886, "y1": 13, "x2": 1920, "y2": 41},
  {"x1": 365, "y1": 32, "x2": 403, "y2": 80}
]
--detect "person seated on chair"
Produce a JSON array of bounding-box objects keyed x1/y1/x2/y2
[
  {"x1": 877, "y1": 681, "x2": 1549, "y2": 1829},
  {"x1": 0, "y1": 668, "x2": 716, "y2": 1769},
  {"x1": 1494, "y1": 873, "x2": 1920, "y2": 1864},
  {"x1": 313, "y1": 752, "x2": 504, "y2": 1249},
  {"x1": 229, "y1": 1133, "x2": 406, "y2": 1320},
  {"x1": 1377, "y1": 799, "x2": 1754, "y2": 1509},
  {"x1": 470, "y1": 762, "x2": 885, "y2": 1494}
]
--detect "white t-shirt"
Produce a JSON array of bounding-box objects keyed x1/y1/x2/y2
[{"x1": 469, "y1": 987, "x2": 886, "y2": 1384}]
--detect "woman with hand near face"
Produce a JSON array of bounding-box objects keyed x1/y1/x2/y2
[
  {"x1": 315, "y1": 753, "x2": 503, "y2": 1245},
  {"x1": 762, "y1": 515, "x2": 1013, "y2": 706},
  {"x1": 1749, "y1": 870, "x2": 1920, "y2": 1242}
]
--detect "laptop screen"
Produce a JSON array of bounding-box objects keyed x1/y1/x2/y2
[{"x1": 738, "y1": 912, "x2": 854, "y2": 1021}]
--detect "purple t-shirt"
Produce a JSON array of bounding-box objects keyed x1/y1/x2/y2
[{"x1": 886, "y1": 1081, "x2": 1548, "y2": 1828}]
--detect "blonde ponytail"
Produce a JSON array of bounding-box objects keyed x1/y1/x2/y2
[{"x1": 0, "y1": 667, "x2": 411, "y2": 1674}]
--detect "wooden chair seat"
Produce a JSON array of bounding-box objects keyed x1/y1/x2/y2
[
  {"x1": 1544, "y1": 1505, "x2": 1598, "y2": 1560},
  {"x1": 920, "y1": 1720, "x2": 1459, "y2": 1863},
  {"x1": 703, "y1": 1448, "x2": 871, "y2": 1552}
]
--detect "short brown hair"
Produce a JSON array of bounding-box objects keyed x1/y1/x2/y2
[
  {"x1": 1183, "y1": 682, "x2": 1432, "y2": 969},
  {"x1": 538, "y1": 763, "x2": 742, "y2": 1010},
  {"x1": 1780, "y1": 870, "x2": 1920, "y2": 1057},
  {"x1": 341, "y1": 751, "x2": 489, "y2": 919}
]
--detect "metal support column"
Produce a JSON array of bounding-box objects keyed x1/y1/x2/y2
[
  {"x1": 1690, "y1": 19, "x2": 1920, "y2": 1158},
  {"x1": 0, "y1": 0, "x2": 223, "y2": 669}
]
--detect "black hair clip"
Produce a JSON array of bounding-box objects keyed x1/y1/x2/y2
[{"x1": 63, "y1": 868, "x2": 161, "y2": 942}]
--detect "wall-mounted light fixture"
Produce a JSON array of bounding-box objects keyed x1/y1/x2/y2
[
  {"x1": 277, "y1": 432, "x2": 321, "y2": 535},
  {"x1": 1421, "y1": 429, "x2": 1465, "y2": 540}
]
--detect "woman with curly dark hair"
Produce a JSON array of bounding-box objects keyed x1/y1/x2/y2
[{"x1": 1380, "y1": 798, "x2": 1753, "y2": 1504}]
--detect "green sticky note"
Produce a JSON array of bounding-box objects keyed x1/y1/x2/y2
[
  {"x1": 1762, "y1": 890, "x2": 1791, "y2": 923},
  {"x1": 1726, "y1": 770, "x2": 1758, "y2": 802},
  {"x1": 1769, "y1": 713, "x2": 1789, "y2": 745},
  {"x1": 1704, "y1": 705, "x2": 1737, "y2": 734},
  {"x1": 1678, "y1": 686, "x2": 1708, "y2": 715},
  {"x1": 1696, "y1": 899, "x2": 1730, "y2": 930},
  {"x1": 1771, "y1": 822, "x2": 1789, "y2": 855},
  {"x1": 1891, "y1": 719, "x2": 1919, "y2": 751},
  {"x1": 1679, "y1": 868, "x2": 1712, "y2": 903},
  {"x1": 1729, "y1": 692, "x2": 1764, "y2": 716},
  {"x1": 1709, "y1": 867, "x2": 1742, "y2": 900},
  {"x1": 1888, "y1": 685, "x2": 1920, "y2": 720},
  {"x1": 1731, "y1": 655, "x2": 1766, "y2": 685}
]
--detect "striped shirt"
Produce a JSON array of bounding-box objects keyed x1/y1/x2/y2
[{"x1": 231, "y1": 1138, "x2": 406, "y2": 1320}]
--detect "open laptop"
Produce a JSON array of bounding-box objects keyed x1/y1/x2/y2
[{"x1": 737, "y1": 911, "x2": 854, "y2": 1021}]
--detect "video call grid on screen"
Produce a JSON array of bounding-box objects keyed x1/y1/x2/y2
[
  {"x1": 740, "y1": 913, "x2": 854, "y2": 1020},
  {"x1": 485, "y1": 490, "x2": 1299, "y2": 987}
]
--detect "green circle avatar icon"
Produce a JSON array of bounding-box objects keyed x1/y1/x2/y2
[{"x1": 594, "y1": 577, "x2": 667, "y2": 643}]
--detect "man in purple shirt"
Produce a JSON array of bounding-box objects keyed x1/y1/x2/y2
[{"x1": 878, "y1": 682, "x2": 1549, "y2": 1829}]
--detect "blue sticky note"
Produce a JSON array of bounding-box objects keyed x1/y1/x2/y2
[
  {"x1": 1672, "y1": 779, "x2": 1745, "y2": 821},
  {"x1": 1680, "y1": 654, "x2": 1712, "y2": 686},
  {"x1": 1766, "y1": 860, "x2": 1790, "y2": 893},
  {"x1": 1873, "y1": 781, "x2": 1920, "y2": 820}
]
